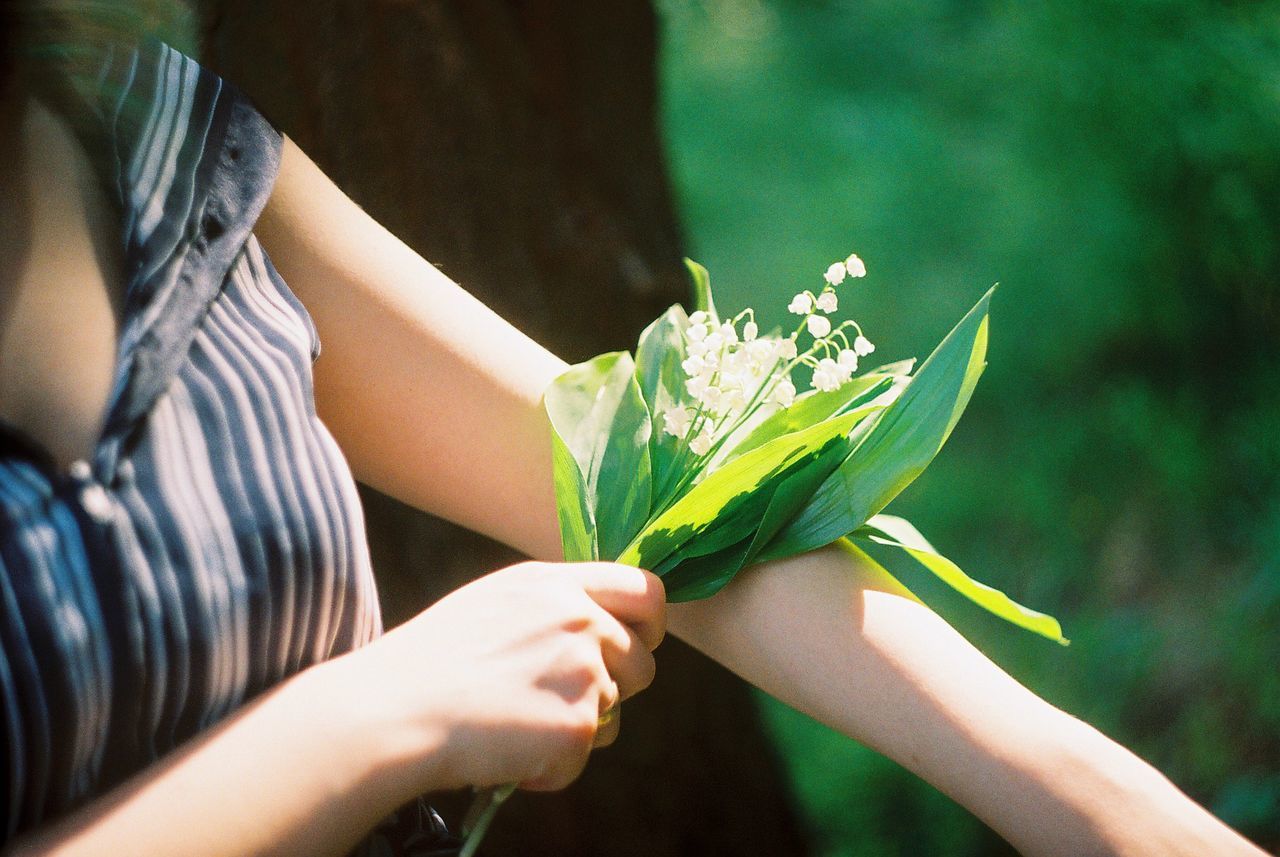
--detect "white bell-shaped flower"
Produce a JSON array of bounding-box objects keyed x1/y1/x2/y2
[
  {"x1": 720, "y1": 387, "x2": 746, "y2": 415},
  {"x1": 824, "y1": 262, "x2": 847, "y2": 286},
  {"x1": 838, "y1": 349, "x2": 859, "y2": 373},
  {"x1": 807, "y1": 314, "x2": 832, "y2": 338},
  {"x1": 747, "y1": 338, "x2": 775, "y2": 367},
  {"x1": 743, "y1": 321, "x2": 758, "y2": 342},
  {"x1": 699, "y1": 385, "x2": 723, "y2": 409},
  {"x1": 845, "y1": 254, "x2": 866, "y2": 278},
  {"x1": 775, "y1": 338, "x2": 799, "y2": 361},
  {"x1": 771, "y1": 378, "x2": 797, "y2": 407},
  {"x1": 689, "y1": 429, "x2": 714, "y2": 456},
  {"x1": 663, "y1": 407, "x2": 693, "y2": 438},
  {"x1": 816, "y1": 291, "x2": 838, "y2": 314},
  {"x1": 689, "y1": 311, "x2": 708, "y2": 326},
  {"x1": 854, "y1": 334, "x2": 875, "y2": 356},
  {"x1": 788, "y1": 293, "x2": 814, "y2": 315},
  {"x1": 812, "y1": 358, "x2": 844, "y2": 392}
]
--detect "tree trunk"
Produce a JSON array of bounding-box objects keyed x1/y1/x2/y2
[{"x1": 199, "y1": 2, "x2": 809, "y2": 854}]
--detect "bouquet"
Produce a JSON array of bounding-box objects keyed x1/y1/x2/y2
[{"x1": 460, "y1": 255, "x2": 1065, "y2": 854}]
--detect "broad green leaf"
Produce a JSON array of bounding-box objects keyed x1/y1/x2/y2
[
  {"x1": 760, "y1": 288, "x2": 995, "y2": 561},
  {"x1": 743, "y1": 439, "x2": 852, "y2": 566},
  {"x1": 655, "y1": 445, "x2": 871, "y2": 598},
  {"x1": 545, "y1": 352, "x2": 652, "y2": 561},
  {"x1": 684, "y1": 258, "x2": 719, "y2": 322},
  {"x1": 651, "y1": 436, "x2": 848, "y2": 575},
  {"x1": 726, "y1": 376, "x2": 896, "y2": 462},
  {"x1": 618, "y1": 409, "x2": 868, "y2": 569},
  {"x1": 635, "y1": 305, "x2": 693, "y2": 504},
  {"x1": 550, "y1": 430, "x2": 595, "y2": 561},
  {"x1": 660, "y1": 535, "x2": 755, "y2": 601},
  {"x1": 856, "y1": 515, "x2": 1068, "y2": 645}
]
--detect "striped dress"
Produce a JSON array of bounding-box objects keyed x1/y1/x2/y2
[{"x1": 0, "y1": 39, "x2": 455, "y2": 854}]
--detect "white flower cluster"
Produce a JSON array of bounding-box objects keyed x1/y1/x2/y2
[
  {"x1": 664, "y1": 309, "x2": 798, "y2": 454},
  {"x1": 663, "y1": 252, "x2": 875, "y2": 459}
]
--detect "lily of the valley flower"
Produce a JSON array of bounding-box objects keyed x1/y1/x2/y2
[
  {"x1": 663, "y1": 407, "x2": 693, "y2": 438},
  {"x1": 812, "y1": 358, "x2": 844, "y2": 392},
  {"x1": 816, "y1": 291, "x2": 838, "y2": 314},
  {"x1": 845, "y1": 253, "x2": 866, "y2": 278},
  {"x1": 788, "y1": 292, "x2": 814, "y2": 315},
  {"x1": 854, "y1": 334, "x2": 875, "y2": 356},
  {"x1": 824, "y1": 262, "x2": 847, "y2": 286},
  {"x1": 689, "y1": 429, "x2": 714, "y2": 456},
  {"x1": 806, "y1": 314, "x2": 832, "y2": 338},
  {"x1": 771, "y1": 378, "x2": 797, "y2": 407}
]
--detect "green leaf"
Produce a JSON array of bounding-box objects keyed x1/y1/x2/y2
[
  {"x1": 618, "y1": 408, "x2": 869, "y2": 569},
  {"x1": 743, "y1": 439, "x2": 853, "y2": 566},
  {"x1": 656, "y1": 441, "x2": 868, "y2": 600},
  {"x1": 635, "y1": 304, "x2": 693, "y2": 502},
  {"x1": 760, "y1": 288, "x2": 995, "y2": 561},
  {"x1": 545, "y1": 352, "x2": 653, "y2": 561},
  {"x1": 660, "y1": 535, "x2": 755, "y2": 601},
  {"x1": 549, "y1": 430, "x2": 596, "y2": 561},
  {"x1": 684, "y1": 258, "x2": 718, "y2": 322},
  {"x1": 650, "y1": 439, "x2": 848, "y2": 576},
  {"x1": 856, "y1": 515, "x2": 1068, "y2": 645},
  {"x1": 726, "y1": 375, "x2": 897, "y2": 462}
]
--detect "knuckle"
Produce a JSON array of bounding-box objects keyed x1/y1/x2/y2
[
  {"x1": 643, "y1": 569, "x2": 667, "y2": 605},
  {"x1": 566, "y1": 634, "x2": 602, "y2": 669}
]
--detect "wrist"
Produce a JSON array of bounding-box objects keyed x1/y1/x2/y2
[
  {"x1": 1036, "y1": 712, "x2": 1263, "y2": 857},
  {"x1": 293, "y1": 647, "x2": 453, "y2": 807}
]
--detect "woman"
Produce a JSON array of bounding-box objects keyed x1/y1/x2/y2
[{"x1": 0, "y1": 4, "x2": 1266, "y2": 855}]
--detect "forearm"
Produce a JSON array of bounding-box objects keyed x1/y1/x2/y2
[
  {"x1": 6, "y1": 656, "x2": 423, "y2": 857},
  {"x1": 668, "y1": 541, "x2": 1264, "y2": 857}
]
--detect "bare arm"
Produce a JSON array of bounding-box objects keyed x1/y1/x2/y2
[
  {"x1": 6, "y1": 657, "x2": 405, "y2": 857},
  {"x1": 669, "y1": 542, "x2": 1264, "y2": 857},
  {"x1": 256, "y1": 136, "x2": 1266, "y2": 857},
  {"x1": 8, "y1": 559, "x2": 663, "y2": 857}
]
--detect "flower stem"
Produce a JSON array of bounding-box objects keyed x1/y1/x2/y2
[{"x1": 459, "y1": 783, "x2": 517, "y2": 857}]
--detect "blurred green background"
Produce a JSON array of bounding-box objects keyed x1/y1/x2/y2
[{"x1": 658, "y1": 0, "x2": 1280, "y2": 853}]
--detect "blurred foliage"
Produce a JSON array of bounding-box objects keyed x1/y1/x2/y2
[{"x1": 658, "y1": 0, "x2": 1280, "y2": 853}]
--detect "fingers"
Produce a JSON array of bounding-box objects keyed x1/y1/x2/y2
[
  {"x1": 518, "y1": 722, "x2": 594, "y2": 791},
  {"x1": 590, "y1": 614, "x2": 655, "y2": 703},
  {"x1": 569, "y1": 563, "x2": 667, "y2": 652}
]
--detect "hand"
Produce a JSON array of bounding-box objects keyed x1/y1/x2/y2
[{"x1": 334, "y1": 561, "x2": 665, "y2": 795}]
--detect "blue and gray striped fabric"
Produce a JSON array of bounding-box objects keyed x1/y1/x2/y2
[{"x1": 0, "y1": 39, "x2": 384, "y2": 843}]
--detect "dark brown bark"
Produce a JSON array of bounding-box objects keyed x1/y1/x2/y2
[{"x1": 199, "y1": 2, "x2": 809, "y2": 854}]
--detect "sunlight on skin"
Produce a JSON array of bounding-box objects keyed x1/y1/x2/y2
[
  {"x1": 260, "y1": 134, "x2": 1265, "y2": 857},
  {"x1": 5, "y1": 124, "x2": 1263, "y2": 856}
]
